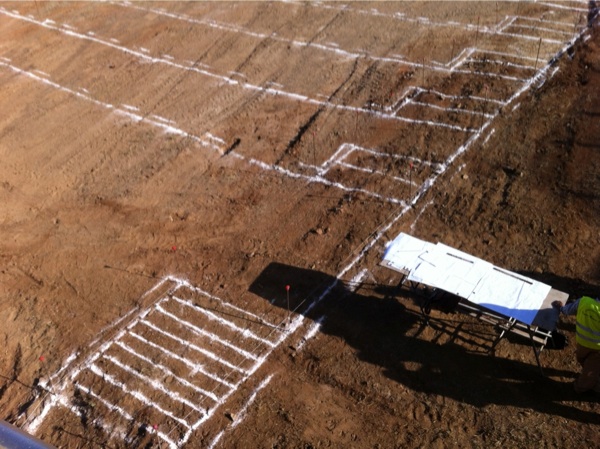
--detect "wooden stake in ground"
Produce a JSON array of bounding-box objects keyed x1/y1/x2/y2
[
  {"x1": 476, "y1": 16, "x2": 480, "y2": 47},
  {"x1": 312, "y1": 130, "x2": 316, "y2": 167},
  {"x1": 39, "y1": 355, "x2": 56, "y2": 394},
  {"x1": 496, "y1": 2, "x2": 498, "y2": 25},
  {"x1": 481, "y1": 84, "x2": 489, "y2": 130},
  {"x1": 409, "y1": 162, "x2": 413, "y2": 202},
  {"x1": 286, "y1": 285, "x2": 291, "y2": 323},
  {"x1": 534, "y1": 37, "x2": 542, "y2": 71}
]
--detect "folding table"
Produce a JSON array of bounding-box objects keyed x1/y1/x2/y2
[{"x1": 381, "y1": 233, "x2": 568, "y2": 374}]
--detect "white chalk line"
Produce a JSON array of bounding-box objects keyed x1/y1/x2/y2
[
  {"x1": 127, "y1": 330, "x2": 223, "y2": 402},
  {"x1": 170, "y1": 295, "x2": 278, "y2": 348},
  {"x1": 445, "y1": 41, "x2": 571, "y2": 73},
  {"x1": 344, "y1": 145, "x2": 443, "y2": 170},
  {"x1": 150, "y1": 114, "x2": 175, "y2": 125},
  {"x1": 538, "y1": 1, "x2": 589, "y2": 13},
  {"x1": 293, "y1": 141, "x2": 445, "y2": 204},
  {"x1": 28, "y1": 277, "x2": 264, "y2": 440},
  {"x1": 230, "y1": 151, "x2": 407, "y2": 206},
  {"x1": 135, "y1": 322, "x2": 235, "y2": 391},
  {"x1": 115, "y1": 0, "x2": 556, "y2": 82},
  {"x1": 27, "y1": 348, "x2": 102, "y2": 433},
  {"x1": 72, "y1": 385, "x2": 133, "y2": 442},
  {"x1": 154, "y1": 306, "x2": 260, "y2": 364},
  {"x1": 242, "y1": 141, "x2": 441, "y2": 205},
  {"x1": 134, "y1": 319, "x2": 249, "y2": 375},
  {"x1": 464, "y1": 57, "x2": 536, "y2": 72},
  {"x1": 406, "y1": 98, "x2": 495, "y2": 119},
  {"x1": 482, "y1": 128, "x2": 496, "y2": 147},
  {"x1": 507, "y1": 22, "x2": 578, "y2": 37},
  {"x1": 75, "y1": 312, "x2": 264, "y2": 446},
  {"x1": 174, "y1": 315, "x2": 303, "y2": 444},
  {"x1": 86, "y1": 306, "x2": 140, "y2": 349},
  {"x1": 474, "y1": 48, "x2": 539, "y2": 63},
  {"x1": 79, "y1": 387, "x2": 180, "y2": 449},
  {"x1": 29, "y1": 15, "x2": 592, "y2": 435},
  {"x1": 115, "y1": 339, "x2": 222, "y2": 403},
  {"x1": 335, "y1": 161, "x2": 416, "y2": 186},
  {"x1": 347, "y1": 269, "x2": 369, "y2": 292},
  {"x1": 495, "y1": 27, "x2": 564, "y2": 45},
  {"x1": 169, "y1": 276, "x2": 285, "y2": 330},
  {"x1": 121, "y1": 103, "x2": 139, "y2": 111},
  {"x1": 25, "y1": 280, "x2": 193, "y2": 434},
  {"x1": 516, "y1": 15, "x2": 585, "y2": 30},
  {"x1": 295, "y1": 316, "x2": 326, "y2": 352},
  {"x1": 0, "y1": 59, "x2": 224, "y2": 153},
  {"x1": 101, "y1": 353, "x2": 207, "y2": 416},
  {"x1": 21, "y1": 5, "x2": 596, "y2": 446},
  {"x1": 385, "y1": 86, "x2": 506, "y2": 114},
  {"x1": 413, "y1": 87, "x2": 506, "y2": 107},
  {"x1": 88, "y1": 363, "x2": 191, "y2": 430},
  {"x1": 293, "y1": 17, "x2": 594, "y2": 346},
  {"x1": 306, "y1": 0, "x2": 578, "y2": 47},
  {"x1": 46, "y1": 352, "x2": 78, "y2": 385},
  {"x1": 4, "y1": 0, "x2": 576, "y2": 201},
  {"x1": 138, "y1": 277, "x2": 311, "y2": 447},
  {"x1": 0, "y1": 7, "x2": 467, "y2": 128},
  {"x1": 32, "y1": 69, "x2": 50, "y2": 77},
  {"x1": 0, "y1": 6, "x2": 549, "y2": 129},
  {"x1": 302, "y1": 0, "x2": 552, "y2": 37},
  {"x1": 410, "y1": 199, "x2": 435, "y2": 233},
  {"x1": 206, "y1": 374, "x2": 274, "y2": 449}
]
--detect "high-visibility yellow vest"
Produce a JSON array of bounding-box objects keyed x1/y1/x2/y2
[{"x1": 576, "y1": 296, "x2": 600, "y2": 350}]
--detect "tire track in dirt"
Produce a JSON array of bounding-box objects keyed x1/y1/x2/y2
[
  {"x1": 274, "y1": 57, "x2": 360, "y2": 166},
  {"x1": 0, "y1": 5, "x2": 494, "y2": 139},
  {"x1": 2, "y1": 2, "x2": 596, "y2": 444}
]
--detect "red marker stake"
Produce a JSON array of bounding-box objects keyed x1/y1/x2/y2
[
  {"x1": 39, "y1": 355, "x2": 55, "y2": 393},
  {"x1": 312, "y1": 131, "x2": 316, "y2": 167},
  {"x1": 409, "y1": 162, "x2": 413, "y2": 202},
  {"x1": 286, "y1": 285, "x2": 291, "y2": 323}
]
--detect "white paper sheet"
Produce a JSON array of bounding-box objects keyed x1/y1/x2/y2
[
  {"x1": 468, "y1": 268, "x2": 551, "y2": 325},
  {"x1": 410, "y1": 244, "x2": 493, "y2": 299},
  {"x1": 382, "y1": 233, "x2": 552, "y2": 325},
  {"x1": 382, "y1": 233, "x2": 433, "y2": 273}
]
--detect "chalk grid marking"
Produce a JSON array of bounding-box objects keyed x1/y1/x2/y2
[
  {"x1": 0, "y1": 3, "x2": 592, "y2": 208},
  {"x1": 4, "y1": 2, "x2": 598, "y2": 446},
  {"x1": 0, "y1": 57, "x2": 443, "y2": 206},
  {"x1": 26, "y1": 276, "x2": 301, "y2": 448},
  {"x1": 0, "y1": 4, "x2": 582, "y2": 118}
]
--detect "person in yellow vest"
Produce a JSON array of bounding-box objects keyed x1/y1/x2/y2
[{"x1": 553, "y1": 296, "x2": 600, "y2": 393}]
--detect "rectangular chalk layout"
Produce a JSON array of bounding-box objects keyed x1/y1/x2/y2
[{"x1": 28, "y1": 277, "x2": 287, "y2": 449}]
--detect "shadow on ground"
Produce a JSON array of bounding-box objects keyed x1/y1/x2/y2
[{"x1": 250, "y1": 262, "x2": 599, "y2": 425}]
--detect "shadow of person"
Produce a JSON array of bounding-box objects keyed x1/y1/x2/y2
[{"x1": 250, "y1": 262, "x2": 599, "y2": 425}]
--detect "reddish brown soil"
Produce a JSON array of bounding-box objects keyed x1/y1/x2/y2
[{"x1": 0, "y1": 2, "x2": 598, "y2": 448}]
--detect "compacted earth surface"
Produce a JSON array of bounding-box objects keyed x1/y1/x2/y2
[{"x1": 0, "y1": 2, "x2": 599, "y2": 448}]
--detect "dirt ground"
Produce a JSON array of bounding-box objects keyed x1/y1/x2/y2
[{"x1": 0, "y1": 1, "x2": 599, "y2": 448}]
